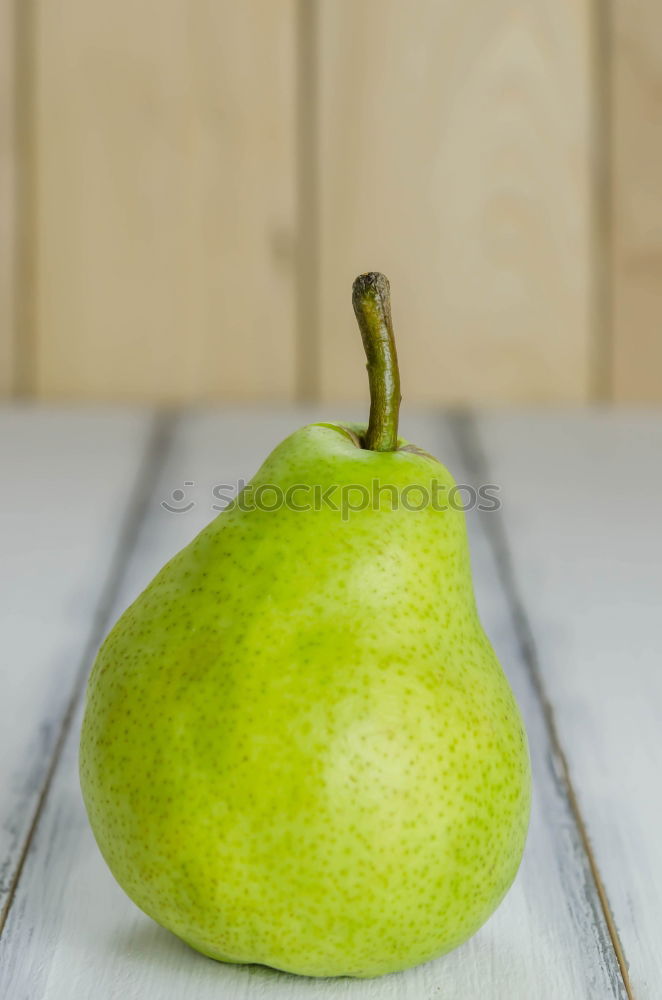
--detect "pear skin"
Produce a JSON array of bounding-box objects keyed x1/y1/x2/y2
[{"x1": 80, "y1": 421, "x2": 530, "y2": 977}]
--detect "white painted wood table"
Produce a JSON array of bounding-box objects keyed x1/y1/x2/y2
[{"x1": 1, "y1": 405, "x2": 658, "y2": 1000}]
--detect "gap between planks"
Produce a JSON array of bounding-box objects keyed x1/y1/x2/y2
[
  {"x1": 590, "y1": 0, "x2": 614, "y2": 403},
  {"x1": 451, "y1": 411, "x2": 634, "y2": 1000},
  {"x1": 0, "y1": 410, "x2": 176, "y2": 935},
  {"x1": 13, "y1": 0, "x2": 37, "y2": 397},
  {"x1": 295, "y1": 0, "x2": 320, "y2": 403}
]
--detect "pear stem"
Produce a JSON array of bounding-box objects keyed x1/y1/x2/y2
[{"x1": 352, "y1": 272, "x2": 401, "y2": 451}]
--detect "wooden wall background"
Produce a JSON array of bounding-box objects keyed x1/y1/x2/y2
[{"x1": 0, "y1": 0, "x2": 660, "y2": 404}]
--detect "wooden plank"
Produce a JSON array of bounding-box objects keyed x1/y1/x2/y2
[
  {"x1": 33, "y1": 0, "x2": 297, "y2": 402},
  {"x1": 0, "y1": 409, "x2": 626, "y2": 998},
  {"x1": 0, "y1": 407, "x2": 155, "y2": 923},
  {"x1": 473, "y1": 410, "x2": 662, "y2": 996},
  {"x1": 317, "y1": 0, "x2": 593, "y2": 405},
  {"x1": 611, "y1": 0, "x2": 662, "y2": 400},
  {"x1": 0, "y1": 0, "x2": 16, "y2": 394}
]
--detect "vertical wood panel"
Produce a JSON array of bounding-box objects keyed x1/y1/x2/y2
[
  {"x1": 34, "y1": 0, "x2": 297, "y2": 402},
  {"x1": 317, "y1": 0, "x2": 593, "y2": 405},
  {"x1": 0, "y1": 0, "x2": 16, "y2": 394},
  {"x1": 611, "y1": 0, "x2": 662, "y2": 401}
]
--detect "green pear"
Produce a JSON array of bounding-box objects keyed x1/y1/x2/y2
[{"x1": 80, "y1": 273, "x2": 530, "y2": 978}]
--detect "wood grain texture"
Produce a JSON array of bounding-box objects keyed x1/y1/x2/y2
[
  {"x1": 0, "y1": 407, "x2": 152, "y2": 923},
  {"x1": 317, "y1": 0, "x2": 593, "y2": 405},
  {"x1": 0, "y1": 409, "x2": 626, "y2": 998},
  {"x1": 611, "y1": 0, "x2": 662, "y2": 401},
  {"x1": 474, "y1": 410, "x2": 662, "y2": 997},
  {"x1": 33, "y1": 0, "x2": 297, "y2": 403},
  {"x1": 0, "y1": 0, "x2": 16, "y2": 394}
]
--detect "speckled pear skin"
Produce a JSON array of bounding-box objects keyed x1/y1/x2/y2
[{"x1": 80, "y1": 423, "x2": 530, "y2": 979}]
